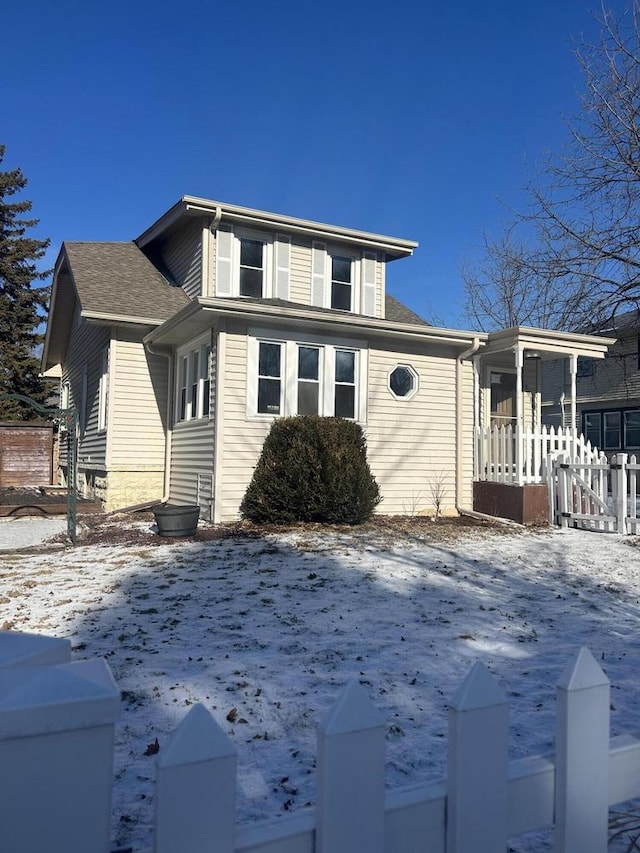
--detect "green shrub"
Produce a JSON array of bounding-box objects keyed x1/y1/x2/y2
[{"x1": 240, "y1": 416, "x2": 381, "y2": 525}]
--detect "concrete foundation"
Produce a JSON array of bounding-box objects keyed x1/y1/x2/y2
[{"x1": 473, "y1": 481, "x2": 549, "y2": 526}]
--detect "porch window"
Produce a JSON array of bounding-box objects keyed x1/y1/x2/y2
[
  {"x1": 604, "y1": 412, "x2": 621, "y2": 450},
  {"x1": 583, "y1": 412, "x2": 601, "y2": 448},
  {"x1": 625, "y1": 410, "x2": 640, "y2": 449}
]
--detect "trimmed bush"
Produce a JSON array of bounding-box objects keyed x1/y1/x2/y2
[{"x1": 240, "y1": 416, "x2": 381, "y2": 525}]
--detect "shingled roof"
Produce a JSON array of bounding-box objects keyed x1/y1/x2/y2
[
  {"x1": 63, "y1": 242, "x2": 190, "y2": 323},
  {"x1": 384, "y1": 293, "x2": 428, "y2": 325}
]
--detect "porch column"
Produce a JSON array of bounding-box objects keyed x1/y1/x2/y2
[
  {"x1": 515, "y1": 348, "x2": 523, "y2": 485},
  {"x1": 569, "y1": 354, "x2": 578, "y2": 448},
  {"x1": 473, "y1": 356, "x2": 481, "y2": 478}
]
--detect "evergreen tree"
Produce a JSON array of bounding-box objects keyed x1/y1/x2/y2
[{"x1": 0, "y1": 146, "x2": 50, "y2": 419}]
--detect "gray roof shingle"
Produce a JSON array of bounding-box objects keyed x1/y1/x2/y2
[{"x1": 63, "y1": 242, "x2": 190, "y2": 323}]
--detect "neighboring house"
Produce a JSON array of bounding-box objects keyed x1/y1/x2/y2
[
  {"x1": 542, "y1": 310, "x2": 640, "y2": 455},
  {"x1": 42, "y1": 196, "x2": 613, "y2": 523}
]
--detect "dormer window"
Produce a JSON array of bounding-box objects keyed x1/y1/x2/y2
[
  {"x1": 215, "y1": 225, "x2": 290, "y2": 301},
  {"x1": 239, "y1": 237, "x2": 265, "y2": 298},
  {"x1": 331, "y1": 255, "x2": 353, "y2": 311},
  {"x1": 312, "y1": 242, "x2": 378, "y2": 317}
]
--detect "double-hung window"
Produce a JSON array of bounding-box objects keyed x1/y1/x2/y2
[
  {"x1": 250, "y1": 334, "x2": 364, "y2": 421},
  {"x1": 297, "y1": 346, "x2": 320, "y2": 415},
  {"x1": 215, "y1": 225, "x2": 291, "y2": 300},
  {"x1": 312, "y1": 243, "x2": 378, "y2": 316},
  {"x1": 176, "y1": 338, "x2": 212, "y2": 423},
  {"x1": 239, "y1": 238, "x2": 265, "y2": 298},
  {"x1": 257, "y1": 342, "x2": 283, "y2": 415},
  {"x1": 334, "y1": 349, "x2": 356, "y2": 418},
  {"x1": 330, "y1": 256, "x2": 353, "y2": 311}
]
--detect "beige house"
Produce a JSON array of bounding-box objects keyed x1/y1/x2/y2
[{"x1": 42, "y1": 197, "x2": 613, "y2": 523}]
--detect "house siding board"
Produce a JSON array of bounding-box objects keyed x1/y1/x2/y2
[
  {"x1": 169, "y1": 421, "x2": 215, "y2": 506},
  {"x1": 160, "y1": 218, "x2": 203, "y2": 298},
  {"x1": 62, "y1": 320, "x2": 110, "y2": 469},
  {"x1": 366, "y1": 345, "x2": 461, "y2": 516},
  {"x1": 216, "y1": 328, "x2": 270, "y2": 522},
  {"x1": 109, "y1": 332, "x2": 167, "y2": 469}
]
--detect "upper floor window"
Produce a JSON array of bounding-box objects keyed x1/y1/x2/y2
[
  {"x1": 331, "y1": 256, "x2": 353, "y2": 311},
  {"x1": 249, "y1": 334, "x2": 366, "y2": 421},
  {"x1": 312, "y1": 242, "x2": 377, "y2": 316},
  {"x1": 176, "y1": 338, "x2": 211, "y2": 423},
  {"x1": 239, "y1": 238, "x2": 265, "y2": 298},
  {"x1": 215, "y1": 225, "x2": 290, "y2": 301}
]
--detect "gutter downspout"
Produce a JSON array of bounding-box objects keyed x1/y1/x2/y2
[
  {"x1": 145, "y1": 340, "x2": 173, "y2": 503},
  {"x1": 456, "y1": 337, "x2": 482, "y2": 515}
]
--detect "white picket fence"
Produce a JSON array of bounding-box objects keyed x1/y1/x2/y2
[
  {"x1": 551, "y1": 452, "x2": 640, "y2": 533},
  {"x1": 475, "y1": 425, "x2": 599, "y2": 485},
  {"x1": 3, "y1": 632, "x2": 640, "y2": 852}
]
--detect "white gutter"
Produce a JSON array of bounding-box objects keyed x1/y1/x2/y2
[
  {"x1": 456, "y1": 337, "x2": 483, "y2": 514},
  {"x1": 144, "y1": 340, "x2": 173, "y2": 504}
]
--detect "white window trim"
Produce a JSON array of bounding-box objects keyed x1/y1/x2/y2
[
  {"x1": 388, "y1": 363, "x2": 419, "y2": 401},
  {"x1": 216, "y1": 225, "x2": 275, "y2": 299},
  {"x1": 311, "y1": 244, "x2": 380, "y2": 316},
  {"x1": 175, "y1": 334, "x2": 212, "y2": 424},
  {"x1": 247, "y1": 329, "x2": 367, "y2": 423}
]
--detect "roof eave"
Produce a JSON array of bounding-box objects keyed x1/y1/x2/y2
[
  {"x1": 136, "y1": 196, "x2": 418, "y2": 258},
  {"x1": 144, "y1": 298, "x2": 484, "y2": 349}
]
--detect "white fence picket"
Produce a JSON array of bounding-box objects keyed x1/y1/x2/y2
[
  {"x1": 555, "y1": 648, "x2": 610, "y2": 853},
  {"x1": 447, "y1": 662, "x2": 509, "y2": 853},
  {"x1": 316, "y1": 680, "x2": 386, "y2": 853},
  {"x1": 155, "y1": 703, "x2": 237, "y2": 853}
]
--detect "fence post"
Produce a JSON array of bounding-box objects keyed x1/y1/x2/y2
[
  {"x1": 316, "y1": 680, "x2": 386, "y2": 853},
  {"x1": 447, "y1": 661, "x2": 509, "y2": 853},
  {"x1": 613, "y1": 453, "x2": 628, "y2": 534},
  {"x1": 0, "y1": 658, "x2": 120, "y2": 853},
  {"x1": 0, "y1": 630, "x2": 71, "y2": 667},
  {"x1": 555, "y1": 647, "x2": 610, "y2": 853},
  {"x1": 155, "y1": 703, "x2": 237, "y2": 853}
]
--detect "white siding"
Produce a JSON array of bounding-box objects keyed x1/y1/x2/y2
[
  {"x1": 62, "y1": 317, "x2": 110, "y2": 469},
  {"x1": 168, "y1": 334, "x2": 217, "y2": 517},
  {"x1": 214, "y1": 326, "x2": 470, "y2": 522},
  {"x1": 290, "y1": 238, "x2": 312, "y2": 304},
  {"x1": 109, "y1": 330, "x2": 167, "y2": 469},
  {"x1": 160, "y1": 218, "x2": 203, "y2": 298},
  {"x1": 169, "y1": 420, "x2": 215, "y2": 505},
  {"x1": 216, "y1": 325, "x2": 272, "y2": 522},
  {"x1": 366, "y1": 344, "x2": 465, "y2": 516}
]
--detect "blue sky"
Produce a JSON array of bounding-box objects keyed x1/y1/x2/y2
[{"x1": 5, "y1": 0, "x2": 627, "y2": 328}]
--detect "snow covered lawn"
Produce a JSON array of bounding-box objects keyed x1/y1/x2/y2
[{"x1": 2, "y1": 517, "x2": 640, "y2": 850}]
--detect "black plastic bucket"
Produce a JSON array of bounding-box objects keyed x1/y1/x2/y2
[{"x1": 153, "y1": 504, "x2": 200, "y2": 537}]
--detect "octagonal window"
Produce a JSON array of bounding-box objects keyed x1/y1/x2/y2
[{"x1": 389, "y1": 364, "x2": 418, "y2": 400}]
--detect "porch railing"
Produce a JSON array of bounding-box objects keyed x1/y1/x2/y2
[{"x1": 475, "y1": 424, "x2": 600, "y2": 485}]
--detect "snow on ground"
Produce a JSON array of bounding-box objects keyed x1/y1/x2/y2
[{"x1": 2, "y1": 520, "x2": 640, "y2": 851}]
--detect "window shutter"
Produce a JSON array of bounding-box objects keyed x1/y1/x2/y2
[
  {"x1": 215, "y1": 225, "x2": 234, "y2": 296},
  {"x1": 311, "y1": 242, "x2": 326, "y2": 307},
  {"x1": 362, "y1": 252, "x2": 377, "y2": 317},
  {"x1": 275, "y1": 234, "x2": 291, "y2": 300}
]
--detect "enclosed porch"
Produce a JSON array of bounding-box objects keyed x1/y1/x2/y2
[{"x1": 471, "y1": 327, "x2": 614, "y2": 523}]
